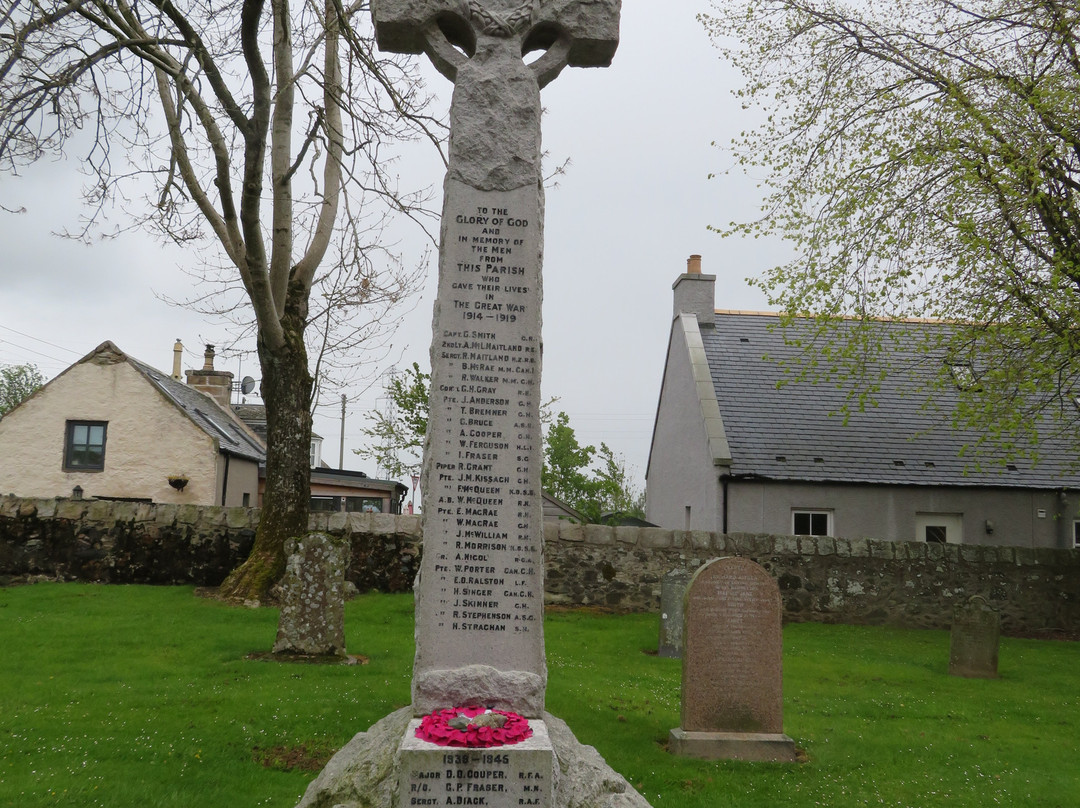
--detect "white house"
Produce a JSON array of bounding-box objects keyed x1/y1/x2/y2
[
  {"x1": 0, "y1": 341, "x2": 264, "y2": 506},
  {"x1": 646, "y1": 256, "x2": 1080, "y2": 549}
]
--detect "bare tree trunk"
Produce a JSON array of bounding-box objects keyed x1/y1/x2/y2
[{"x1": 220, "y1": 301, "x2": 313, "y2": 602}]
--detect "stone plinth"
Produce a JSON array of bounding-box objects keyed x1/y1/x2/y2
[
  {"x1": 293, "y1": 708, "x2": 653, "y2": 808},
  {"x1": 273, "y1": 531, "x2": 348, "y2": 657},
  {"x1": 949, "y1": 595, "x2": 1000, "y2": 678},
  {"x1": 669, "y1": 557, "x2": 796, "y2": 762},
  {"x1": 398, "y1": 720, "x2": 554, "y2": 808},
  {"x1": 668, "y1": 729, "x2": 798, "y2": 762}
]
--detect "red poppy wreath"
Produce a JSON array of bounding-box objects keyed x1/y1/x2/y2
[{"x1": 415, "y1": 705, "x2": 533, "y2": 748}]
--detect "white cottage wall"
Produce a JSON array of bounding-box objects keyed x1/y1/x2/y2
[
  {"x1": 0, "y1": 359, "x2": 222, "y2": 504},
  {"x1": 726, "y1": 480, "x2": 1077, "y2": 549},
  {"x1": 646, "y1": 317, "x2": 724, "y2": 531}
]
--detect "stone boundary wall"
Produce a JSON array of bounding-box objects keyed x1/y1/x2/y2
[
  {"x1": 2, "y1": 496, "x2": 1077, "y2": 633},
  {"x1": 542, "y1": 524, "x2": 1080, "y2": 633},
  {"x1": 0, "y1": 496, "x2": 422, "y2": 593}
]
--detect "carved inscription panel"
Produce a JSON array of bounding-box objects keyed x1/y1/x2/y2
[{"x1": 417, "y1": 181, "x2": 545, "y2": 676}]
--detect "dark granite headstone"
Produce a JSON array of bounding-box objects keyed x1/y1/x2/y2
[
  {"x1": 949, "y1": 595, "x2": 1000, "y2": 678},
  {"x1": 669, "y1": 557, "x2": 796, "y2": 761}
]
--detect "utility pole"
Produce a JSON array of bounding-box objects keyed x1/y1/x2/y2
[{"x1": 339, "y1": 394, "x2": 346, "y2": 470}]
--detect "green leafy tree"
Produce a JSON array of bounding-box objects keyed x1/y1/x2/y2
[
  {"x1": 356, "y1": 362, "x2": 429, "y2": 480},
  {"x1": 541, "y1": 411, "x2": 598, "y2": 513},
  {"x1": 1, "y1": 0, "x2": 439, "y2": 601},
  {"x1": 592, "y1": 443, "x2": 646, "y2": 521},
  {"x1": 0, "y1": 363, "x2": 44, "y2": 418},
  {"x1": 541, "y1": 413, "x2": 645, "y2": 523},
  {"x1": 359, "y1": 365, "x2": 643, "y2": 521},
  {"x1": 703, "y1": 0, "x2": 1080, "y2": 456}
]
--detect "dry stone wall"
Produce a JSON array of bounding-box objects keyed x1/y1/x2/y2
[{"x1": 2, "y1": 496, "x2": 1076, "y2": 634}]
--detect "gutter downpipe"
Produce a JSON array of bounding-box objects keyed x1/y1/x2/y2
[
  {"x1": 721, "y1": 474, "x2": 729, "y2": 535},
  {"x1": 221, "y1": 453, "x2": 231, "y2": 507}
]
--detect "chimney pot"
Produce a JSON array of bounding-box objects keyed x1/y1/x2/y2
[
  {"x1": 172, "y1": 339, "x2": 183, "y2": 381},
  {"x1": 672, "y1": 253, "x2": 716, "y2": 327},
  {"x1": 203, "y1": 345, "x2": 216, "y2": 371}
]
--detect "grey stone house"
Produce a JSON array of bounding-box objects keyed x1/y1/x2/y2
[{"x1": 646, "y1": 257, "x2": 1080, "y2": 549}]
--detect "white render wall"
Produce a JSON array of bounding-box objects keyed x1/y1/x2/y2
[
  {"x1": 646, "y1": 318, "x2": 723, "y2": 531},
  {"x1": 0, "y1": 358, "x2": 228, "y2": 505},
  {"x1": 725, "y1": 479, "x2": 1078, "y2": 549}
]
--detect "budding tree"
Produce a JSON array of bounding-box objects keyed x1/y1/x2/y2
[
  {"x1": 0, "y1": 362, "x2": 44, "y2": 417},
  {"x1": 0, "y1": 0, "x2": 442, "y2": 600},
  {"x1": 704, "y1": 0, "x2": 1080, "y2": 456}
]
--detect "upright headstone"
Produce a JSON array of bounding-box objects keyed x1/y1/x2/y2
[
  {"x1": 669, "y1": 557, "x2": 797, "y2": 762},
  {"x1": 658, "y1": 568, "x2": 692, "y2": 658},
  {"x1": 273, "y1": 532, "x2": 348, "y2": 658},
  {"x1": 949, "y1": 595, "x2": 1000, "y2": 678}
]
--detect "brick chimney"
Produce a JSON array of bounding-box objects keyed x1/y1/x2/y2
[
  {"x1": 672, "y1": 254, "x2": 716, "y2": 327},
  {"x1": 184, "y1": 344, "x2": 234, "y2": 409}
]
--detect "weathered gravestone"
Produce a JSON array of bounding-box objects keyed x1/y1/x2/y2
[
  {"x1": 949, "y1": 595, "x2": 1000, "y2": 678},
  {"x1": 669, "y1": 557, "x2": 797, "y2": 762},
  {"x1": 273, "y1": 532, "x2": 348, "y2": 658},
  {"x1": 293, "y1": 2, "x2": 652, "y2": 806},
  {"x1": 658, "y1": 568, "x2": 692, "y2": 658}
]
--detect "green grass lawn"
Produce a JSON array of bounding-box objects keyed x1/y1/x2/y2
[{"x1": 1, "y1": 584, "x2": 1077, "y2": 807}]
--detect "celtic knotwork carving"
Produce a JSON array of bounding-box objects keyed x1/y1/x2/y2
[{"x1": 468, "y1": 0, "x2": 534, "y2": 37}]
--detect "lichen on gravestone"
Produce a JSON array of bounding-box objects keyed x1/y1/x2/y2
[{"x1": 273, "y1": 531, "x2": 349, "y2": 658}]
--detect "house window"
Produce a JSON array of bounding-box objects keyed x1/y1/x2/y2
[
  {"x1": 345, "y1": 496, "x2": 384, "y2": 513},
  {"x1": 310, "y1": 496, "x2": 342, "y2": 512},
  {"x1": 793, "y1": 510, "x2": 831, "y2": 536},
  {"x1": 925, "y1": 525, "x2": 948, "y2": 543},
  {"x1": 64, "y1": 421, "x2": 107, "y2": 471},
  {"x1": 1073, "y1": 521, "x2": 1080, "y2": 549},
  {"x1": 916, "y1": 512, "x2": 963, "y2": 544}
]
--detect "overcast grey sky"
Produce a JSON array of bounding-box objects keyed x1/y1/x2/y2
[{"x1": 0, "y1": 0, "x2": 790, "y2": 490}]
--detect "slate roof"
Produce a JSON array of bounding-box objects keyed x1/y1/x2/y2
[
  {"x1": 117, "y1": 348, "x2": 266, "y2": 464},
  {"x1": 702, "y1": 312, "x2": 1080, "y2": 490}
]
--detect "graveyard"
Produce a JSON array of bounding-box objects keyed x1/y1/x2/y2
[
  {"x1": 2, "y1": 1, "x2": 1078, "y2": 807},
  {"x1": 1, "y1": 582, "x2": 1077, "y2": 808}
]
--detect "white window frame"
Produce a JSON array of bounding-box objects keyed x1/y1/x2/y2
[{"x1": 792, "y1": 509, "x2": 832, "y2": 537}]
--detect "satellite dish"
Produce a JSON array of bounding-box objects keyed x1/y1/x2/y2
[{"x1": 241, "y1": 376, "x2": 256, "y2": 395}]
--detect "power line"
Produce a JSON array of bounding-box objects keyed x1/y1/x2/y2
[
  {"x1": 0, "y1": 324, "x2": 83, "y2": 357},
  {"x1": 0, "y1": 337, "x2": 73, "y2": 368}
]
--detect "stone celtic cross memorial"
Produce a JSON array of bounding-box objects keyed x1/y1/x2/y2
[
  {"x1": 297, "y1": 3, "x2": 649, "y2": 808},
  {"x1": 372, "y1": 0, "x2": 619, "y2": 718}
]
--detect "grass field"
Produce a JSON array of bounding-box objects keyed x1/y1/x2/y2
[{"x1": 1, "y1": 583, "x2": 1077, "y2": 807}]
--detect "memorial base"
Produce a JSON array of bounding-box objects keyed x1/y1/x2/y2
[
  {"x1": 668, "y1": 728, "x2": 798, "y2": 763},
  {"x1": 293, "y1": 708, "x2": 653, "y2": 808},
  {"x1": 398, "y1": 720, "x2": 554, "y2": 808}
]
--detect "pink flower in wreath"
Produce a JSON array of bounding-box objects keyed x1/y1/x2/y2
[{"x1": 415, "y1": 705, "x2": 533, "y2": 748}]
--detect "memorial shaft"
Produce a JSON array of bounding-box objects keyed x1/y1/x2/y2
[{"x1": 372, "y1": 0, "x2": 620, "y2": 720}]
